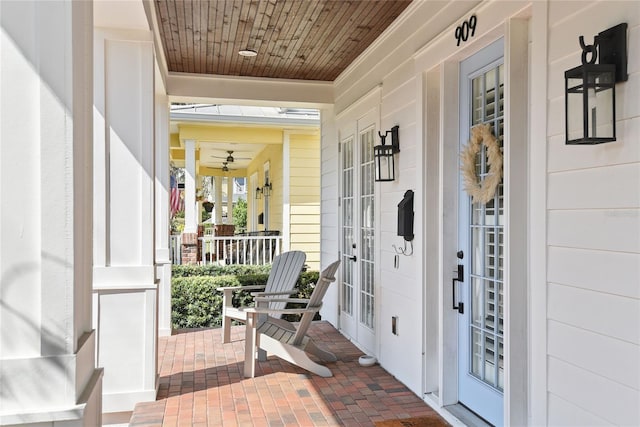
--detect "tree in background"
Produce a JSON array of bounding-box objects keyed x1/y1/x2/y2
[{"x1": 233, "y1": 198, "x2": 247, "y2": 233}]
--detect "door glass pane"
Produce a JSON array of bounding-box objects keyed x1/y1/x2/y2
[
  {"x1": 472, "y1": 76, "x2": 484, "y2": 124},
  {"x1": 360, "y1": 127, "x2": 375, "y2": 330},
  {"x1": 341, "y1": 137, "x2": 354, "y2": 316},
  {"x1": 472, "y1": 328, "x2": 482, "y2": 375},
  {"x1": 468, "y1": 65, "x2": 504, "y2": 391},
  {"x1": 471, "y1": 278, "x2": 483, "y2": 327}
]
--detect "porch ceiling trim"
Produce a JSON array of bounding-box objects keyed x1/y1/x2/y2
[
  {"x1": 176, "y1": 125, "x2": 284, "y2": 145},
  {"x1": 166, "y1": 72, "x2": 334, "y2": 108},
  {"x1": 171, "y1": 112, "x2": 319, "y2": 128}
]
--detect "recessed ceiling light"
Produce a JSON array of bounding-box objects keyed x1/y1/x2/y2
[{"x1": 238, "y1": 49, "x2": 257, "y2": 57}]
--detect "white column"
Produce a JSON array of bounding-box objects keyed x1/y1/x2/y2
[
  {"x1": 184, "y1": 139, "x2": 197, "y2": 233},
  {"x1": 93, "y1": 27, "x2": 158, "y2": 413},
  {"x1": 215, "y1": 176, "x2": 224, "y2": 224},
  {"x1": 227, "y1": 177, "x2": 234, "y2": 224},
  {"x1": 155, "y1": 81, "x2": 172, "y2": 337},
  {"x1": 0, "y1": 1, "x2": 102, "y2": 425},
  {"x1": 282, "y1": 132, "x2": 291, "y2": 250}
]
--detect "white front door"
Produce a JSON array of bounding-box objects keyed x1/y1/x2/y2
[
  {"x1": 456, "y1": 39, "x2": 505, "y2": 426},
  {"x1": 339, "y1": 111, "x2": 377, "y2": 354}
]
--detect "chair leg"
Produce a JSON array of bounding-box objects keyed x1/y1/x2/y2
[
  {"x1": 222, "y1": 314, "x2": 232, "y2": 344},
  {"x1": 257, "y1": 348, "x2": 267, "y2": 361},
  {"x1": 243, "y1": 313, "x2": 258, "y2": 378}
]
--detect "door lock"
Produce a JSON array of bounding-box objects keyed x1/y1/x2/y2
[
  {"x1": 452, "y1": 264, "x2": 464, "y2": 314},
  {"x1": 347, "y1": 255, "x2": 357, "y2": 262}
]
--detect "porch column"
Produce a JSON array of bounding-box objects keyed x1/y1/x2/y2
[
  {"x1": 227, "y1": 176, "x2": 234, "y2": 224},
  {"x1": 215, "y1": 176, "x2": 224, "y2": 223},
  {"x1": 155, "y1": 89, "x2": 172, "y2": 337},
  {"x1": 282, "y1": 131, "x2": 291, "y2": 251},
  {"x1": 183, "y1": 139, "x2": 197, "y2": 233},
  {"x1": 93, "y1": 28, "x2": 158, "y2": 413},
  {"x1": 181, "y1": 139, "x2": 198, "y2": 264},
  {"x1": 0, "y1": 1, "x2": 102, "y2": 426}
]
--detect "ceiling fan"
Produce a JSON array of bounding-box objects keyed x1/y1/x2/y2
[
  {"x1": 220, "y1": 161, "x2": 235, "y2": 172},
  {"x1": 211, "y1": 150, "x2": 251, "y2": 163}
]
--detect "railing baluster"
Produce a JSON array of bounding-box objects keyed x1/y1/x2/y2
[{"x1": 184, "y1": 234, "x2": 282, "y2": 266}]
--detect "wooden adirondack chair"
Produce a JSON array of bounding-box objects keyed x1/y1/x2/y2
[
  {"x1": 243, "y1": 259, "x2": 341, "y2": 378},
  {"x1": 217, "y1": 250, "x2": 306, "y2": 344}
]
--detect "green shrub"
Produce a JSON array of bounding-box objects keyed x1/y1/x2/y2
[
  {"x1": 171, "y1": 268, "x2": 320, "y2": 329},
  {"x1": 172, "y1": 263, "x2": 271, "y2": 278}
]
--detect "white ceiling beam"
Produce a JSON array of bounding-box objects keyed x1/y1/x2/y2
[{"x1": 167, "y1": 73, "x2": 334, "y2": 108}]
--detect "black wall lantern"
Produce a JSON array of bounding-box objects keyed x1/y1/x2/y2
[
  {"x1": 375, "y1": 125, "x2": 400, "y2": 181},
  {"x1": 565, "y1": 23, "x2": 627, "y2": 145},
  {"x1": 255, "y1": 179, "x2": 273, "y2": 199},
  {"x1": 262, "y1": 179, "x2": 272, "y2": 197}
]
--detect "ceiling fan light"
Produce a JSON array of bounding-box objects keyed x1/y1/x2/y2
[{"x1": 239, "y1": 49, "x2": 257, "y2": 57}]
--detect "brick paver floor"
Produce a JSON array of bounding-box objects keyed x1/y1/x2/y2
[{"x1": 129, "y1": 321, "x2": 447, "y2": 426}]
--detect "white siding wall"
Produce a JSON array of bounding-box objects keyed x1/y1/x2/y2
[
  {"x1": 320, "y1": 106, "x2": 340, "y2": 325},
  {"x1": 324, "y1": 0, "x2": 639, "y2": 423},
  {"x1": 378, "y1": 65, "x2": 423, "y2": 392},
  {"x1": 330, "y1": 0, "x2": 487, "y2": 399},
  {"x1": 546, "y1": 2, "x2": 640, "y2": 425}
]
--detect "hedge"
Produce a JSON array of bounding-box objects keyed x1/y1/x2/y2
[
  {"x1": 171, "y1": 265, "x2": 319, "y2": 329},
  {"x1": 172, "y1": 263, "x2": 271, "y2": 278}
]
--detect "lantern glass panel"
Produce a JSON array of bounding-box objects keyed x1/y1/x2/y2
[
  {"x1": 587, "y1": 69, "x2": 614, "y2": 140},
  {"x1": 374, "y1": 145, "x2": 394, "y2": 182},
  {"x1": 565, "y1": 64, "x2": 616, "y2": 144}
]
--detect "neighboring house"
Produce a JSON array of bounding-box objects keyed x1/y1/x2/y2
[
  {"x1": 1, "y1": 1, "x2": 638, "y2": 427},
  {"x1": 168, "y1": 105, "x2": 321, "y2": 269}
]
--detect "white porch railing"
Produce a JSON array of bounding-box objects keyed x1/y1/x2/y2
[
  {"x1": 200, "y1": 235, "x2": 283, "y2": 265},
  {"x1": 170, "y1": 234, "x2": 182, "y2": 264}
]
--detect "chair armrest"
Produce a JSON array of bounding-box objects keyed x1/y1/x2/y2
[
  {"x1": 251, "y1": 290, "x2": 298, "y2": 297},
  {"x1": 243, "y1": 306, "x2": 321, "y2": 315},
  {"x1": 254, "y1": 297, "x2": 310, "y2": 304},
  {"x1": 216, "y1": 285, "x2": 266, "y2": 292}
]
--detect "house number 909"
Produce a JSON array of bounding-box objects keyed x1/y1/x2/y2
[{"x1": 455, "y1": 15, "x2": 477, "y2": 46}]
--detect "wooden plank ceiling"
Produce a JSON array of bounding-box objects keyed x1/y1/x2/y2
[{"x1": 154, "y1": 0, "x2": 412, "y2": 81}]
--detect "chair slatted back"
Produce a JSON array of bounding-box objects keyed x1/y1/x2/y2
[
  {"x1": 264, "y1": 250, "x2": 306, "y2": 311},
  {"x1": 292, "y1": 260, "x2": 341, "y2": 345}
]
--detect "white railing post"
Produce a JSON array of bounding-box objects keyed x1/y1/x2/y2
[{"x1": 170, "y1": 234, "x2": 182, "y2": 264}]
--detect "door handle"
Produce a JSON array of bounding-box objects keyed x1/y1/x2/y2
[
  {"x1": 347, "y1": 255, "x2": 357, "y2": 262},
  {"x1": 452, "y1": 264, "x2": 464, "y2": 314}
]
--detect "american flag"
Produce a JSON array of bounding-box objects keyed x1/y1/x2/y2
[{"x1": 170, "y1": 175, "x2": 183, "y2": 217}]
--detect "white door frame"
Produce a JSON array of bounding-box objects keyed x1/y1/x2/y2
[
  {"x1": 337, "y1": 109, "x2": 378, "y2": 355},
  {"x1": 419, "y1": 11, "x2": 530, "y2": 426},
  {"x1": 336, "y1": 87, "x2": 381, "y2": 356},
  {"x1": 457, "y1": 39, "x2": 505, "y2": 426}
]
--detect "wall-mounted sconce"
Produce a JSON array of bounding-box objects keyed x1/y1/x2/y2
[
  {"x1": 374, "y1": 125, "x2": 400, "y2": 181},
  {"x1": 262, "y1": 179, "x2": 272, "y2": 197},
  {"x1": 565, "y1": 23, "x2": 627, "y2": 145},
  {"x1": 255, "y1": 179, "x2": 273, "y2": 199}
]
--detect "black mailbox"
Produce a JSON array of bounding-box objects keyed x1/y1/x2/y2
[{"x1": 397, "y1": 190, "x2": 414, "y2": 241}]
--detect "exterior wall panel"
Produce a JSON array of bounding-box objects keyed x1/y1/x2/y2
[
  {"x1": 546, "y1": 3, "x2": 640, "y2": 424},
  {"x1": 319, "y1": 106, "x2": 340, "y2": 324}
]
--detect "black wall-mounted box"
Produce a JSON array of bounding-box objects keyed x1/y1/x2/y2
[{"x1": 397, "y1": 190, "x2": 414, "y2": 241}]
